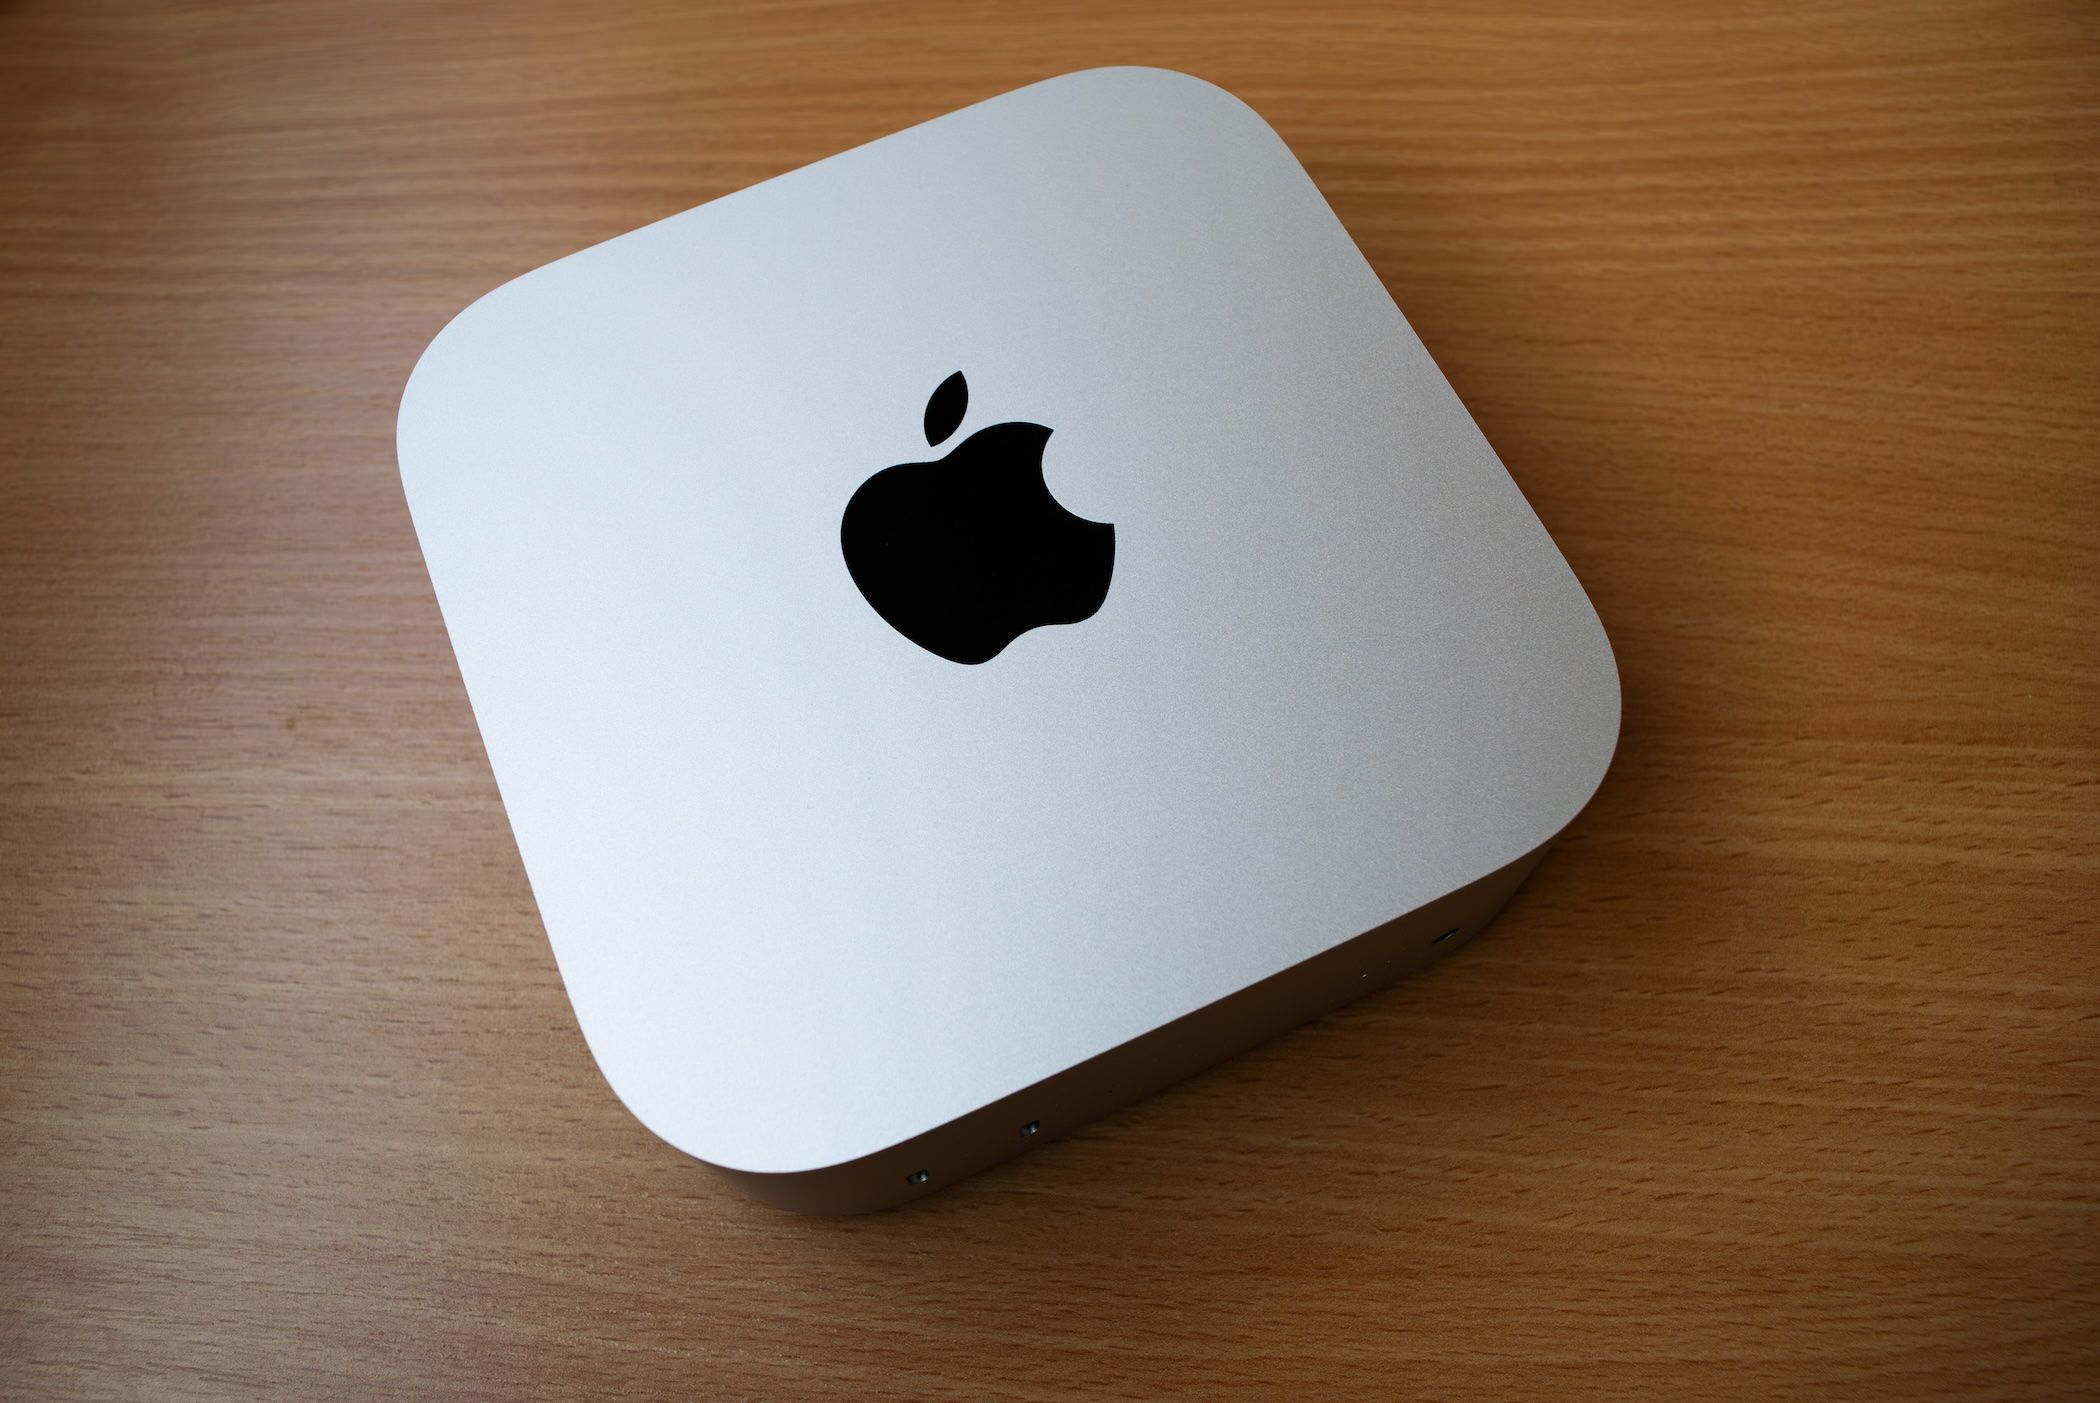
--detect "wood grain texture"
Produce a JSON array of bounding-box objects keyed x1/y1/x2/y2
[{"x1": 2, "y1": 2, "x2": 2095, "y2": 1398}]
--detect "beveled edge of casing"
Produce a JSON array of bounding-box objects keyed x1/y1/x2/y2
[{"x1": 703, "y1": 837, "x2": 1558, "y2": 1214}]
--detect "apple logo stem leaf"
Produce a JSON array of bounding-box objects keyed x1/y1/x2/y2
[
  {"x1": 842, "y1": 372, "x2": 1115, "y2": 665},
  {"x1": 924, "y1": 371, "x2": 967, "y2": 447}
]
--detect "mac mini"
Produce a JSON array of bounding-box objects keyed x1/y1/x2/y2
[{"x1": 397, "y1": 67, "x2": 1619, "y2": 1213}]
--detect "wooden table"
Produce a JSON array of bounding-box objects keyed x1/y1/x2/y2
[{"x1": 4, "y1": 3, "x2": 2094, "y2": 1398}]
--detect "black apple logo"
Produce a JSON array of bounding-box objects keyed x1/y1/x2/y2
[{"x1": 841, "y1": 372, "x2": 1115, "y2": 665}]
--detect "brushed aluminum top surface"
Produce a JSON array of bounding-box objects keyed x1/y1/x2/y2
[{"x1": 396, "y1": 67, "x2": 1620, "y2": 1175}]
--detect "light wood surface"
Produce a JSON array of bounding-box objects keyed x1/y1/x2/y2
[{"x1": 3, "y1": 2, "x2": 2096, "y2": 1398}]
